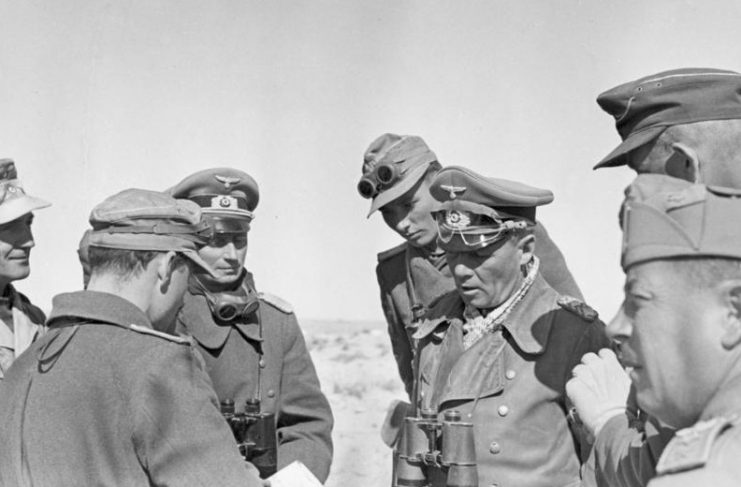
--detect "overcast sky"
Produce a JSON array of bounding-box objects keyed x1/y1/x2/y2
[{"x1": 1, "y1": 0, "x2": 740, "y2": 323}]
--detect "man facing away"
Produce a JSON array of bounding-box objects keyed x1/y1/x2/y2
[
  {"x1": 359, "y1": 133, "x2": 584, "y2": 400},
  {"x1": 397, "y1": 166, "x2": 609, "y2": 487},
  {"x1": 169, "y1": 167, "x2": 333, "y2": 482},
  {"x1": 0, "y1": 188, "x2": 265, "y2": 486},
  {"x1": 0, "y1": 158, "x2": 50, "y2": 380},
  {"x1": 608, "y1": 174, "x2": 741, "y2": 486}
]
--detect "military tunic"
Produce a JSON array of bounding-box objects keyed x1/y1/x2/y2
[
  {"x1": 0, "y1": 284, "x2": 45, "y2": 380},
  {"x1": 581, "y1": 412, "x2": 674, "y2": 487},
  {"x1": 0, "y1": 291, "x2": 260, "y2": 487},
  {"x1": 376, "y1": 221, "x2": 585, "y2": 398},
  {"x1": 176, "y1": 284, "x2": 334, "y2": 482},
  {"x1": 646, "y1": 375, "x2": 741, "y2": 486},
  {"x1": 414, "y1": 274, "x2": 609, "y2": 487}
]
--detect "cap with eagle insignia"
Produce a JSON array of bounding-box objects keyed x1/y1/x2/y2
[
  {"x1": 168, "y1": 167, "x2": 259, "y2": 234},
  {"x1": 0, "y1": 158, "x2": 50, "y2": 225},
  {"x1": 429, "y1": 166, "x2": 554, "y2": 252}
]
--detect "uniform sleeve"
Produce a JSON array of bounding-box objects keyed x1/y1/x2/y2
[
  {"x1": 274, "y1": 314, "x2": 334, "y2": 482},
  {"x1": 582, "y1": 413, "x2": 674, "y2": 487},
  {"x1": 376, "y1": 263, "x2": 415, "y2": 398},
  {"x1": 533, "y1": 221, "x2": 585, "y2": 300},
  {"x1": 132, "y1": 342, "x2": 263, "y2": 487}
]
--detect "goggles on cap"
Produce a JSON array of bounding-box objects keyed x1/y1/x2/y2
[
  {"x1": 357, "y1": 162, "x2": 405, "y2": 199},
  {"x1": 434, "y1": 210, "x2": 529, "y2": 249}
]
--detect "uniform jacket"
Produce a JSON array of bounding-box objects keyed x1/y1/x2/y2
[
  {"x1": 646, "y1": 375, "x2": 741, "y2": 486},
  {"x1": 582, "y1": 412, "x2": 674, "y2": 487},
  {"x1": 176, "y1": 281, "x2": 334, "y2": 482},
  {"x1": 376, "y1": 221, "x2": 585, "y2": 398},
  {"x1": 0, "y1": 284, "x2": 46, "y2": 380},
  {"x1": 414, "y1": 274, "x2": 609, "y2": 487},
  {"x1": 0, "y1": 291, "x2": 260, "y2": 487}
]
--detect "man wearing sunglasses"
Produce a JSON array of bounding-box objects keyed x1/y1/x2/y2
[
  {"x1": 169, "y1": 168, "x2": 333, "y2": 482},
  {"x1": 405, "y1": 166, "x2": 609, "y2": 487}
]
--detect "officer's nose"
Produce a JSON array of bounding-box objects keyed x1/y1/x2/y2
[
  {"x1": 223, "y1": 242, "x2": 238, "y2": 261},
  {"x1": 606, "y1": 301, "x2": 632, "y2": 343}
]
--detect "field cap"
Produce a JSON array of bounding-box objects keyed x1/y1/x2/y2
[
  {"x1": 596, "y1": 68, "x2": 741, "y2": 169},
  {"x1": 0, "y1": 159, "x2": 50, "y2": 225},
  {"x1": 429, "y1": 166, "x2": 553, "y2": 252},
  {"x1": 359, "y1": 133, "x2": 438, "y2": 217},
  {"x1": 168, "y1": 167, "x2": 259, "y2": 234},
  {"x1": 621, "y1": 174, "x2": 741, "y2": 270},
  {"x1": 88, "y1": 188, "x2": 214, "y2": 274}
]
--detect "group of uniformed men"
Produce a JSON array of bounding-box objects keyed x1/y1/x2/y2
[{"x1": 0, "y1": 66, "x2": 739, "y2": 487}]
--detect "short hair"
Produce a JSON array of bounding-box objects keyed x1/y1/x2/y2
[
  {"x1": 88, "y1": 247, "x2": 161, "y2": 281},
  {"x1": 669, "y1": 256, "x2": 741, "y2": 289}
]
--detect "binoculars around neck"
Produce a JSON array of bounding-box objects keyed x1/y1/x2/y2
[
  {"x1": 220, "y1": 398, "x2": 278, "y2": 478},
  {"x1": 396, "y1": 408, "x2": 478, "y2": 487}
]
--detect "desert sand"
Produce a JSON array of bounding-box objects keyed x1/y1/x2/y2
[{"x1": 303, "y1": 319, "x2": 405, "y2": 487}]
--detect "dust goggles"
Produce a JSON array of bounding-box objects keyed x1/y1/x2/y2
[
  {"x1": 357, "y1": 162, "x2": 404, "y2": 199},
  {"x1": 434, "y1": 210, "x2": 529, "y2": 250}
]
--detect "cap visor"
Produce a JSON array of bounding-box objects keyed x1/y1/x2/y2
[
  {"x1": 180, "y1": 249, "x2": 218, "y2": 278},
  {"x1": 367, "y1": 164, "x2": 429, "y2": 217},
  {"x1": 0, "y1": 196, "x2": 51, "y2": 225},
  {"x1": 593, "y1": 126, "x2": 666, "y2": 169}
]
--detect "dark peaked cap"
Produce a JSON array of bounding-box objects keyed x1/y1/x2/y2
[{"x1": 595, "y1": 68, "x2": 741, "y2": 169}]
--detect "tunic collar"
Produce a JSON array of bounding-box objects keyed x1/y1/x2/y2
[
  {"x1": 413, "y1": 273, "x2": 558, "y2": 355},
  {"x1": 47, "y1": 291, "x2": 152, "y2": 330}
]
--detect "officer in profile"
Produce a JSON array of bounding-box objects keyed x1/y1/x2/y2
[
  {"x1": 0, "y1": 188, "x2": 264, "y2": 486},
  {"x1": 169, "y1": 168, "x2": 333, "y2": 482},
  {"x1": 359, "y1": 133, "x2": 583, "y2": 400},
  {"x1": 0, "y1": 159, "x2": 50, "y2": 380},
  {"x1": 402, "y1": 166, "x2": 608, "y2": 487},
  {"x1": 608, "y1": 174, "x2": 741, "y2": 485},
  {"x1": 568, "y1": 68, "x2": 741, "y2": 487}
]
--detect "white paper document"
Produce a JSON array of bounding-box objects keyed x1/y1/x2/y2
[{"x1": 267, "y1": 461, "x2": 323, "y2": 487}]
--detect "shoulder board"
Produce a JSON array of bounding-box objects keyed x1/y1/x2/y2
[
  {"x1": 258, "y1": 292, "x2": 294, "y2": 314},
  {"x1": 377, "y1": 242, "x2": 407, "y2": 262},
  {"x1": 656, "y1": 416, "x2": 736, "y2": 475},
  {"x1": 129, "y1": 324, "x2": 192, "y2": 345},
  {"x1": 557, "y1": 295, "x2": 599, "y2": 322}
]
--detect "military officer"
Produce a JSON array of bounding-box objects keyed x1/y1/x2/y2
[
  {"x1": 568, "y1": 68, "x2": 741, "y2": 487},
  {"x1": 0, "y1": 159, "x2": 50, "y2": 380},
  {"x1": 607, "y1": 174, "x2": 741, "y2": 486},
  {"x1": 169, "y1": 168, "x2": 333, "y2": 482},
  {"x1": 399, "y1": 166, "x2": 609, "y2": 487},
  {"x1": 0, "y1": 188, "x2": 264, "y2": 486},
  {"x1": 360, "y1": 133, "x2": 584, "y2": 400}
]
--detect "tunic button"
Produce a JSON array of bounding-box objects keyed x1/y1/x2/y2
[
  {"x1": 488, "y1": 441, "x2": 501, "y2": 454},
  {"x1": 259, "y1": 359, "x2": 266, "y2": 368},
  {"x1": 498, "y1": 405, "x2": 509, "y2": 417},
  {"x1": 505, "y1": 369, "x2": 516, "y2": 380},
  {"x1": 267, "y1": 389, "x2": 275, "y2": 398}
]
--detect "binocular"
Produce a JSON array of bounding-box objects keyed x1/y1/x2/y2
[
  {"x1": 395, "y1": 408, "x2": 478, "y2": 487},
  {"x1": 357, "y1": 163, "x2": 401, "y2": 199},
  {"x1": 221, "y1": 398, "x2": 278, "y2": 478}
]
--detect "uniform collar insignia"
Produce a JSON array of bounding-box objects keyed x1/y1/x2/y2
[
  {"x1": 440, "y1": 184, "x2": 466, "y2": 199},
  {"x1": 214, "y1": 175, "x2": 241, "y2": 190}
]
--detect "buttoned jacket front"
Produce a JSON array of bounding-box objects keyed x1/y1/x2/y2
[
  {"x1": 414, "y1": 274, "x2": 609, "y2": 487},
  {"x1": 176, "y1": 282, "x2": 334, "y2": 482}
]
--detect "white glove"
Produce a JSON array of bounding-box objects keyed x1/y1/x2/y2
[{"x1": 566, "y1": 348, "x2": 632, "y2": 438}]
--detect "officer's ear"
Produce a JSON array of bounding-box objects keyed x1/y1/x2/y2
[
  {"x1": 516, "y1": 232, "x2": 535, "y2": 267},
  {"x1": 719, "y1": 279, "x2": 741, "y2": 350},
  {"x1": 664, "y1": 143, "x2": 701, "y2": 183},
  {"x1": 154, "y1": 251, "x2": 179, "y2": 290}
]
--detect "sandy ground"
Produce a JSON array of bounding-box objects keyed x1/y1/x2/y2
[{"x1": 303, "y1": 319, "x2": 405, "y2": 487}]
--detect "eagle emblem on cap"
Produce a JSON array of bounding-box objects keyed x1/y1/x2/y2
[
  {"x1": 445, "y1": 210, "x2": 470, "y2": 230},
  {"x1": 440, "y1": 184, "x2": 466, "y2": 200},
  {"x1": 214, "y1": 175, "x2": 241, "y2": 190}
]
